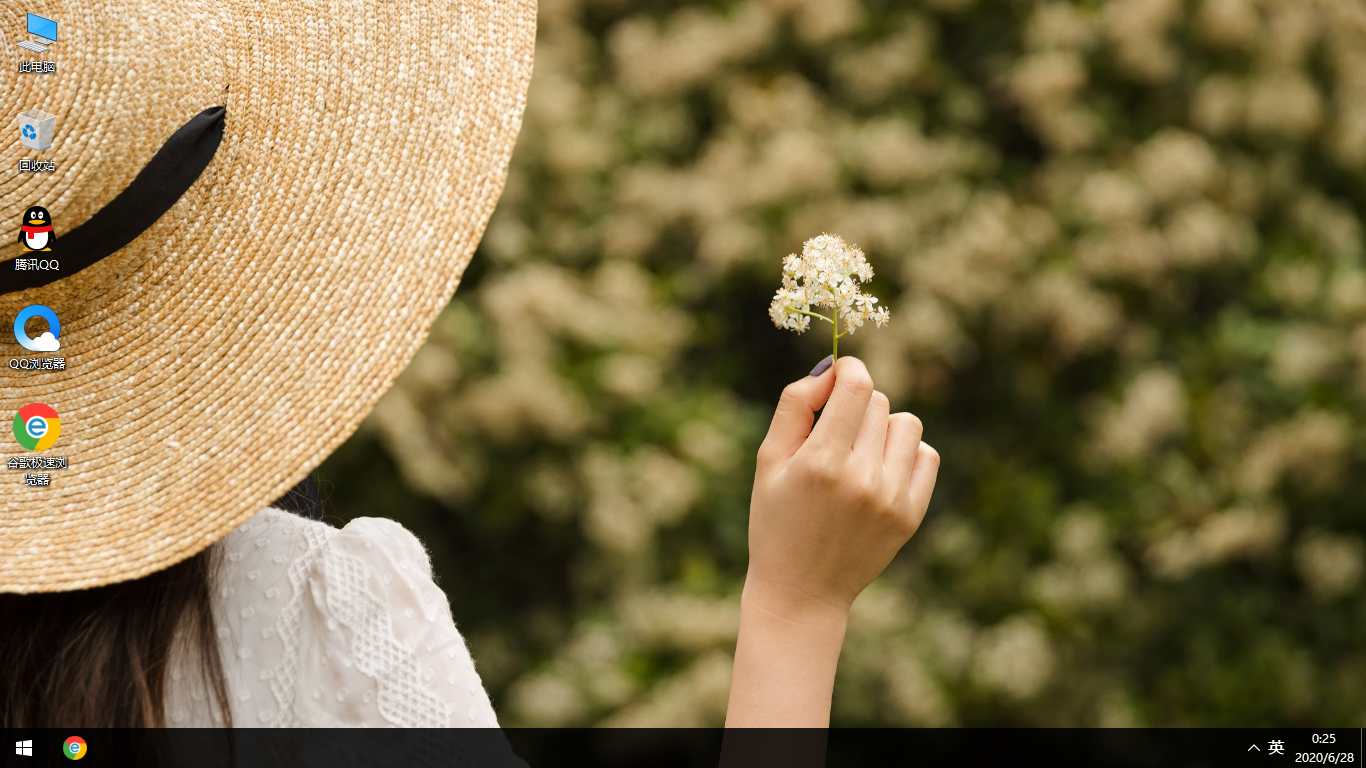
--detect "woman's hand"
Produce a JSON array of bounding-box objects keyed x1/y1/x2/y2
[
  {"x1": 748, "y1": 354, "x2": 938, "y2": 617},
  {"x1": 725, "y1": 356, "x2": 939, "y2": 729}
]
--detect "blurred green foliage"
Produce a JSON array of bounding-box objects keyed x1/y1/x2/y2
[{"x1": 322, "y1": 0, "x2": 1366, "y2": 726}]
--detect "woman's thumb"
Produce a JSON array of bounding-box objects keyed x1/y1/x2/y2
[{"x1": 757, "y1": 356, "x2": 839, "y2": 468}]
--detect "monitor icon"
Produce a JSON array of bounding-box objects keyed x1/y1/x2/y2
[{"x1": 16, "y1": 13, "x2": 56, "y2": 53}]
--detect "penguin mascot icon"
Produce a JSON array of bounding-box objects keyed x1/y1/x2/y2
[{"x1": 19, "y1": 206, "x2": 55, "y2": 251}]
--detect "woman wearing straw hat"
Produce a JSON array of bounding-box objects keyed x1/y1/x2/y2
[{"x1": 0, "y1": 1, "x2": 938, "y2": 730}]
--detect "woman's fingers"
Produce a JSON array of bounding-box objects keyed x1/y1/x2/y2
[
  {"x1": 854, "y1": 391, "x2": 891, "y2": 463},
  {"x1": 808, "y1": 357, "x2": 875, "y2": 452},
  {"x1": 905, "y1": 443, "x2": 941, "y2": 530},
  {"x1": 883, "y1": 412, "x2": 924, "y2": 487},
  {"x1": 757, "y1": 362, "x2": 840, "y2": 469}
]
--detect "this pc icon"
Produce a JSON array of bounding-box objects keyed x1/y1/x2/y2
[{"x1": 16, "y1": 13, "x2": 57, "y2": 54}]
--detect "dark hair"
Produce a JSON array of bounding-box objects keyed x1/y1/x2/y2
[
  {"x1": 0, "y1": 478, "x2": 323, "y2": 728},
  {"x1": 0, "y1": 547, "x2": 231, "y2": 728}
]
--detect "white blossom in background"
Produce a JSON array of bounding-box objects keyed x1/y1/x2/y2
[
  {"x1": 768, "y1": 233, "x2": 891, "y2": 357},
  {"x1": 353, "y1": 0, "x2": 1366, "y2": 728}
]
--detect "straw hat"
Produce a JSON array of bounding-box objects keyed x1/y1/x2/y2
[{"x1": 0, "y1": 1, "x2": 536, "y2": 593}]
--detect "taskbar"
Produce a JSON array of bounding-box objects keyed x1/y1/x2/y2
[{"x1": 0, "y1": 727, "x2": 1358, "y2": 767}]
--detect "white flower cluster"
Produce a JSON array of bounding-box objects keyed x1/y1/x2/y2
[{"x1": 769, "y1": 233, "x2": 891, "y2": 335}]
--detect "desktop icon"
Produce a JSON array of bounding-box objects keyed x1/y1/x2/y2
[
  {"x1": 62, "y1": 736, "x2": 84, "y2": 761},
  {"x1": 19, "y1": 109, "x2": 55, "y2": 151},
  {"x1": 14, "y1": 305, "x2": 60, "y2": 352},
  {"x1": 16, "y1": 12, "x2": 56, "y2": 53},
  {"x1": 19, "y1": 206, "x2": 55, "y2": 251},
  {"x1": 16, "y1": 740, "x2": 33, "y2": 757},
  {"x1": 13, "y1": 404, "x2": 60, "y2": 451}
]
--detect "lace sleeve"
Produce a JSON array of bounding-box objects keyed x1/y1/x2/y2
[{"x1": 289, "y1": 517, "x2": 500, "y2": 728}]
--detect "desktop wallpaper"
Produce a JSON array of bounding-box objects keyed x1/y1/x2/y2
[{"x1": 319, "y1": 0, "x2": 1366, "y2": 726}]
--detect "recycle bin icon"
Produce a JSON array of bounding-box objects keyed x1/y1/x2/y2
[{"x1": 19, "y1": 109, "x2": 55, "y2": 152}]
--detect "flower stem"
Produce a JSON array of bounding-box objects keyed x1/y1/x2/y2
[
  {"x1": 787, "y1": 308, "x2": 835, "y2": 325},
  {"x1": 832, "y1": 311, "x2": 839, "y2": 361}
]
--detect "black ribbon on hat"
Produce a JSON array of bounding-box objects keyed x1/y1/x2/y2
[{"x1": 2, "y1": 106, "x2": 226, "y2": 295}]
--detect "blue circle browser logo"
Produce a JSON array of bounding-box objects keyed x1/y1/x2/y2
[{"x1": 14, "y1": 304, "x2": 61, "y2": 352}]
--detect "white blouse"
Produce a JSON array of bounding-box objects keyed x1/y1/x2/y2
[{"x1": 166, "y1": 507, "x2": 499, "y2": 728}]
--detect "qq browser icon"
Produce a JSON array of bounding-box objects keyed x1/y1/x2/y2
[{"x1": 13, "y1": 304, "x2": 60, "y2": 352}]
